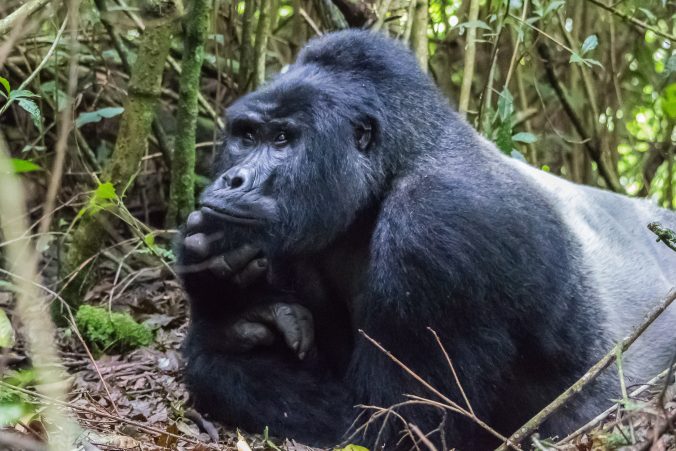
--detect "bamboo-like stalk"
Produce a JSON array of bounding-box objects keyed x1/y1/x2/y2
[
  {"x1": 458, "y1": 0, "x2": 480, "y2": 116},
  {"x1": 253, "y1": 0, "x2": 275, "y2": 88}
]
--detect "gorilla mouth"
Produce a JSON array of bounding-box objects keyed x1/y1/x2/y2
[{"x1": 200, "y1": 205, "x2": 263, "y2": 226}]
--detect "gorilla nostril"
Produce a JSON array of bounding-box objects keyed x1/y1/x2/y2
[{"x1": 230, "y1": 176, "x2": 245, "y2": 189}]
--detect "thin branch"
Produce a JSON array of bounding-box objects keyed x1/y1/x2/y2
[
  {"x1": 585, "y1": 0, "x2": 676, "y2": 43},
  {"x1": 359, "y1": 330, "x2": 521, "y2": 450},
  {"x1": 427, "y1": 327, "x2": 474, "y2": 416},
  {"x1": 497, "y1": 288, "x2": 676, "y2": 450}
]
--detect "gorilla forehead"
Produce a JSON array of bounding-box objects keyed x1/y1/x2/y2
[{"x1": 228, "y1": 65, "x2": 379, "y2": 124}]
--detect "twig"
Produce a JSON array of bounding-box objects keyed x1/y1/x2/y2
[
  {"x1": 0, "y1": 0, "x2": 52, "y2": 38},
  {"x1": 299, "y1": 8, "x2": 322, "y2": 36},
  {"x1": 359, "y1": 330, "x2": 521, "y2": 450},
  {"x1": 427, "y1": 327, "x2": 474, "y2": 416},
  {"x1": 496, "y1": 288, "x2": 676, "y2": 450},
  {"x1": 409, "y1": 423, "x2": 439, "y2": 451},
  {"x1": 585, "y1": 0, "x2": 676, "y2": 43}
]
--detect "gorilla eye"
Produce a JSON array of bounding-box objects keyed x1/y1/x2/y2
[
  {"x1": 274, "y1": 132, "x2": 288, "y2": 147},
  {"x1": 243, "y1": 132, "x2": 255, "y2": 144}
]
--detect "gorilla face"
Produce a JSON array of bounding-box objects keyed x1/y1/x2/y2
[{"x1": 200, "y1": 67, "x2": 383, "y2": 255}]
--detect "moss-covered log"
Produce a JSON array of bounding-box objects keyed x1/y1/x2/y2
[{"x1": 166, "y1": 0, "x2": 213, "y2": 227}]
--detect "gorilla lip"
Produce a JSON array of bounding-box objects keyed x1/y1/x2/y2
[{"x1": 200, "y1": 205, "x2": 262, "y2": 225}]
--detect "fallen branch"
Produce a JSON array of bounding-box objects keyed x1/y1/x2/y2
[
  {"x1": 0, "y1": 0, "x2": 51, "y2": 38},
  {"x1": 496, "y1": 288, "x2": 676, "y2": 450}
]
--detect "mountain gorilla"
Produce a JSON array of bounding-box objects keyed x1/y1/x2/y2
[{"x1": 177, "y1": 31, "x2": 676, "y2": 449}]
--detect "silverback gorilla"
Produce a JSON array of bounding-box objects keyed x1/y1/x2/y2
[{"x1": 177, "y1": 30, "x2": 676, "y2": 449}]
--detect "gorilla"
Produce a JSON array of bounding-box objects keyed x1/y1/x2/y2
[{"x1": 177, "y1": 30, "x2": 676, "y2": 449}]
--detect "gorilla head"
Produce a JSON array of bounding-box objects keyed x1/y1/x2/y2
[{"x1": 199, "y1": 32, "x2": 461, "y2": 254}]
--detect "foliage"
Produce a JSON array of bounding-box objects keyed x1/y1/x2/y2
[
  {"x1": 75, "y1": 305, "x2": 153, "y2": 354},
  {"x1": 0, "y1": 369, "x2": 38, "y2": 426}
]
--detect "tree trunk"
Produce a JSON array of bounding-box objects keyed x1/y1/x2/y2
[
  {"x1": 410, "y1": 0, "x2": 428, "y2": 71},
  {"x1": 167, "y1": 0, "x2": 213, "y2": 227}
]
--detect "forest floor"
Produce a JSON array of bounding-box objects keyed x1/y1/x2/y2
[{"x1": 1, "y1": 268, "x2": 675, "y2": 451}]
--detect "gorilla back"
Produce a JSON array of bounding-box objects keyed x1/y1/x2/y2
[{"x1": 178, "y1": 30, "x2": 676, "y2": 449}]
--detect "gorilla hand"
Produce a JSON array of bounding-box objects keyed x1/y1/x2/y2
[
  {"x1": 224, "y1": 303, "x2": 315, "y2": 360},
  {"x1": 179, "y1": 210, "x2": 268, "y2": 288}
]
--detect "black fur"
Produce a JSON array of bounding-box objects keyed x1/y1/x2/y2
[{"x1": 177, "y1": 30, "x2": 674, "y2": 449}]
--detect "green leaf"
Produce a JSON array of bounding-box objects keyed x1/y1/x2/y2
[
  {"x1": 665, "y1": 55, "x2": 676, "y2": 76},
  {"x1": 512, "y1": 132, "x2": 538, "y2": 143},
  {"x1": 497, "y1": 88, "x2": 514, "y2": 122},
  {"x1": 94, "y1": 182, "x2": 117, "y2": 200},
  {"x1": 0, "y1": 403, "x2": 27, "y2": 426},
  {"x1": 510, "y1": 149, "x2": 527, "y2": 162},
  {"x1": 144, "y1": 233, "x2": 156, "y2": 247},
  {"x1": 0, "y1": 309, "x2": 15, "y2": 348},
  {"x1": 543, "y1": 0, "x2": 565, "y2": 17},
  {"x1": 580, "y1": 34, "x2": 598, "y2": 55},
  {"x1": 495, "y1": 120, "x2": 513, "y2": 154},
  {"x1": 638, "y1": 7, "x2": 656, "y2": 22},
  {"x1": 8, "y1": 89, "x2": 37, "y2": 100},
  {"x1": 40, "y1": 81, "x2": 68, "y2": 112},
  {"x1": 10, "y1": 159, "x2": 42, "y2": 173},
  {"x1": 662, "y1": 83, "x2": 676, "y2": 119},
  {"x1": 569, "y1": 52, "x2": 585, "y2": 65},
  {"x1": 335, "y1": 445, "x2": 369, "y2": 451},
  {"x1": 0, "y1": 77, "x2": 10, "y2": 96},
  {"x1": 459, "y1": 20, "x2": 492, "y2": 31},
  {"x1": 76, "y1": 182, "x2": 118, "y2": 219},
  {"x1": 75, "y1": 107, "x2": 124, "y2": 128},
  {"x1": 16, "y1": 98, "x2": 42, "y2": 130},
  {"x1": 583, "y1": 58, "x2": 604, "y2": 69}
]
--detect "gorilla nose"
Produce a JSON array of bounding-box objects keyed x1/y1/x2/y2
[{"x1": 223, "y1": 167, "x2": 253, "y2": 190}]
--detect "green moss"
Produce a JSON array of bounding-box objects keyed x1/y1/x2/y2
[{"x1": 75, "y1": 305, "x2": 153, "y2": 354}]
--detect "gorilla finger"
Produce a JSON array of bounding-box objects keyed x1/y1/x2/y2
[
  {"x1": 272, "y1": 304, "x2": 303, "y2": 354},
  {"x1": 295, "y1": 307, "x2": 315, "y2": 360},
  {"x1": 244, "y1": 303, "x2": 301, "y2": 352},
  {"x1": 186, "y1": 210, "x2": 205, "y2": 234},
  {"x1": 229, "y1": 321, "x2": 275, "y2": 351},
  {"x1": 183, "y1": 233, "x2": 210, "y2": 259},
  {"x1": 222, "y1": 244, "x2": 262, "y2": 274},
  {"x1": 233, "y1": 258, "x2": 268, "y2": 287}
]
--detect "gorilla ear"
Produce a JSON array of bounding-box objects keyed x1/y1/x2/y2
[{"x1": 354, "y1": 116, "x2": 376, "y2": 152}]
